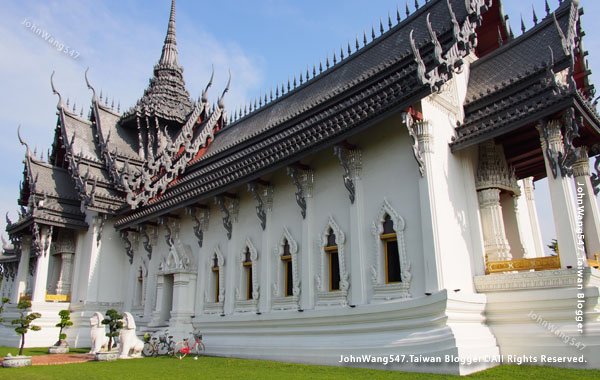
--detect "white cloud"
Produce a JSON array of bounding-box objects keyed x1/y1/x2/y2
[{"x1": 0, "y1": 0, "x2": 264, "y2": 234}]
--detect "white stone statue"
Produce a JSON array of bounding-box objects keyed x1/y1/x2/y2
[
  {"x1": 118, "y1": 312, "x2": 144, "y2": 359},
  {"x1": 89, "y1": 312, "x2": 108, "y2": 354}
]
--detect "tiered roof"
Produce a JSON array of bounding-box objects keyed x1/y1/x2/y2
[{"x1": 6, "y1": 0, "x2": 599, "y2": 239}]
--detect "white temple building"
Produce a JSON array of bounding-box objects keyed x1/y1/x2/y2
[{"x1": 1, "y1": 0, "x2": 600, "y2": 375}]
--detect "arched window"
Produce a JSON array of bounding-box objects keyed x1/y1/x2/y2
[
  {"x1": 211, "y1": 254, "x2": 220, "y2": 303},
  {"x1": 316, "y1": 216, "x2": 349, "y2": 307},
  {"x1": 381, "y1": 214, "x2": 401, "y2": 283},
  {"x1": 243, "y1": 247, "x2": 253, "y2": 300},
  {"x1": 370, "y1": 199, "x2": 411, "y2": 301},
  {"x1": 325, "y1": 228, "x2": 340, "y2": 291},
  {"x1": 272, "y1": 227, "x2": 300, "y2": 310},
  {"x1": 281, "y1": 239, "x2": 293, "y2": 297}
]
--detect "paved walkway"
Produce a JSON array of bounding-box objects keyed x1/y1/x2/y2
[{"x1": 1, "y1": 353, "x2": 95, "y2": 366}]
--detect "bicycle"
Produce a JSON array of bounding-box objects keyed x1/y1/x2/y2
[
  {"x1": 142, "y1": 334, "x2": 160, "y2": 357},
  {"x1": 174, "y1": 330, "x2": 205, "y2": 360},
  {"x1": 158, "y1": 331, "x2": 177, "y2": 356},
  {"x1": 142, "y1": 330, "x2": 175, "y2": 357}
]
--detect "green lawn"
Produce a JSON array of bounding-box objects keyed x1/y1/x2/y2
[{"x1": 0, "y1": 350, "x2": 598, "y2": 379}]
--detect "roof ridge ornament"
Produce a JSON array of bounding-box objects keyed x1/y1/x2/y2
[
  {"x1": 84, "y1": 68, "x2": 98, "y2": 101},
  {"x1": 17, "y1": 125, "x2": 32, "y2": 159},
  {"x1": 50, "y1": 71, "x2": 64, "y2": 109},
  {"x1": 202, "y1": 65, "x2": 215, "y2": 103}
]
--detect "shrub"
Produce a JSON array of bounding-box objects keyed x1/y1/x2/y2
[
  {"x1": 55, "y1": 309, "x2": 73, "y2": 345},
  {"x1": 0, "y1": 297, "x2": 9, "y2": 323},
  {"x1": 101, "y1": 309, "x2": 123, "y2": 351},
  {"x1": 11, "y1": 300, "x2": 41, "y2": 356}
]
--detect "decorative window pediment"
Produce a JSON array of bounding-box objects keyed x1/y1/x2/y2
[
  {"x1": 370, "y1": 199, "x2": 411, "y2": 301},
  {"x1": 204, "y1": 245, "x2": 225, "y2": 314},
  {"x1": 235, "y1": 238, "x2": 259, "y2": 313},
  {"x1": 272, "y1": 227, "x2": 300, "y2": 311},
  {"x1": 315, "y1": 216, "x2": 349, "y2": 307}
]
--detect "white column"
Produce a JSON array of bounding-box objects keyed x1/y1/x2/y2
[
  {"x1": 520, "y1": 178, "x2": 545, "y2": 258},
  {"x1": 341, "y1": 148, "x2": 368, "y2": 306},
  {"x1": 573, "y1": 149, "x2": 600, "y2": 258},
  {"x1": 478, "y1": 188, "x2": 512, "y2": 261},
  {"x1": 415, "y1": 120, "x2": 444, "y2": 292},
  {"x1": 11, "y1": 236, "x2": 31, "y2": 303},
  {"x1": 149, "y1": 274, "x2": 165, "y2": 327},
  {"x1": 31, "y1": 225, "x2": 52, "y2": 303},
  {"x1": 299, "y1": 171, "x2": 314, "y2": 311},
  {"x1": 501, "y1": 193, "x2": 525, "y2": 258},
  {"x1": 538, "y1": 120, "x2": 582, "y2": 268},
  {"x1": 259, "y1": 187, "x2": 273, "y2": 313},
  {"x1": 170, "y1": 272, "x2": 196, "y2": 327},
  {"x1": 55, "y1": 252, "x2": 74, "y2": 295}
]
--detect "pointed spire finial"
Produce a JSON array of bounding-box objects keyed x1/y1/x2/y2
[
  {"x1": 159, "y1": 0, "x2": 179, "y2": 68},
  {"x1": 414, "y1": 0, "x2": 419, "y2": 10},
  {"x1": 405, "y1": 2, "x2": 410, "y2": 18},
  {"x1": 532, "y1": 5, "x2": 538, "y2": 25},
  {"x1": 545, "y1": 0, "x2": 551, "y2": 16},
  {"x1": 379, "y1": 19, "x2": 384, "y2": 35},
  {"x1": 397, "y1": 6, "x2": 401, "y2": 22},
  {"x1": 520, "y1": 14, "x2": 526, "y2": 33},
  {"x1": 371, "y1": 26, "x2": 376, "y2": 40},
  {"x1": 388, "y1": 12, "x2": 392, "y2": 29},
  {"x1": 363, "y1": 30, "x2": 367, "y2": 46}
]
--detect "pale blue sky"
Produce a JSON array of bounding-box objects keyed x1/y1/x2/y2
[{"x1": 0, "y1": 0, "x2": 598, "y2": 254}]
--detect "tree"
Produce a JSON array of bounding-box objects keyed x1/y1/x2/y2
[
  {"x1": 0, "y1": 297, "x2": 9, "y2": 323},
  {"x1": 101, "y1": 309, "x2": 123, "y2": 351},
  {"x1": 11, "y1": 300, "x2": 41, "y2": 356},
  {"x1": 55, "y1": 309, "x2": 73, "y2": 346}
]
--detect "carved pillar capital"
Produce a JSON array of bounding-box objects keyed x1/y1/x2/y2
[
  {"x1": 333, "y1": 145, "x2": 362, "y2": 204},
  {"x1": 415, "y1": 120, "x2": 433, "y2": 154},
  {"x1": 185, "y1": 206, "x2": 209, "y2": 248},
  {"x1": 247, "y1": 182, "x2": 273, "y2": 230},
  {"x1": 215, "y1": 195, "x2": 238, "y2": 240},
  {"x1": 287, "y1": 165, "x2": 314, "y2": 219},
  {"x1": 159, "y1": 216, "x2": 180, "y2": 248},
  {"x1": 475, "y1": 140, "x2": 519, "y2": 194},
  {"x1": 572, "y1": 147, "x2": 590, "y2": 178},
  {"x1": 138, "y1": 223, "x2": 158, "y2": 260},
  {"x1": 538, "y1": 112, "x2": 582, "y2": 178}
]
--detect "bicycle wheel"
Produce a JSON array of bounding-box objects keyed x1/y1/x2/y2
[
  {"x1": 157, "y1": 341, "x2": 169, "y2": 356},
  {"x1": 193, "y1": 342, "x2": 205, "y2": 357},
  {"x1": 174, "y1": 341, "x2": 188, "y2": 360},
  {"x1": 141, "y1": 342, "x2": 154, "y2": 357}
]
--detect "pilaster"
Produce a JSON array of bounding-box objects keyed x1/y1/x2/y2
[
  {"x1": 11, "y1": 236, "x2": 31, "y2": 303},
  {"x1": 335, "y1": 145, "x2": 367, "y2": 305},
  {"x1": 519, "y1": 178, "x2": 545, "y2": 258},
  {"x1": 573, "y1": 149, "x2": 600, "y2": 258},
  {"x1": 411, "y1": 115, "x2": 444, "y2": 293},
  {"x1": 538, "y1": 119, "x2": 583, "y2": 268},
  {"x1": 31, "y1": 225, "x2": 53, "y2": 302}
]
